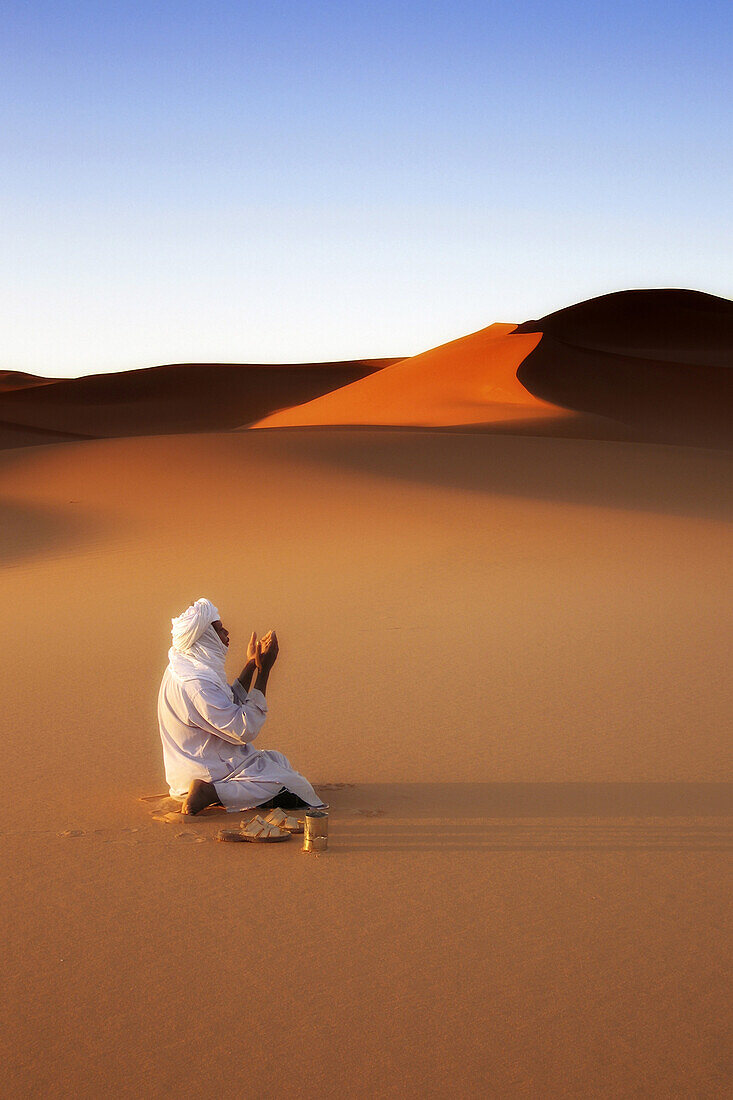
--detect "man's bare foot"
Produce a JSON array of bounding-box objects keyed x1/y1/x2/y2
[{"x1": 181, "y1": 779, "x2": 222, "y2": 816}]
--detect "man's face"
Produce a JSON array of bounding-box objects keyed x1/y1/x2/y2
[{"x1": 212, "y1": 620, "x2": 230, "y2": 647}]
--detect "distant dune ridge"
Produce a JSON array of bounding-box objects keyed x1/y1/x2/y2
[
  {"x1": 0, "y1": 370, "x2": 56, "y2": 393},
  {"x1": 0, "y1": 359, "x2": 398, "y2": 449},
  {"x1": 0, "y1": 289, "x2": 730, "y2": 450}
]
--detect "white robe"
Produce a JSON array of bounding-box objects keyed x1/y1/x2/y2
[{"x1": 157, "y1": 669, "x2": 325, "y2": 811}]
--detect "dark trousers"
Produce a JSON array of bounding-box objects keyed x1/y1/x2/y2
[{"x1": 256, "y1": 787, "x2": 310, "y2": 810}]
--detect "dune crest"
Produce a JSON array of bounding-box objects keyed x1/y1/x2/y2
[{"x1": 0, "y1": 370, "x2": 55, "y2": 393}]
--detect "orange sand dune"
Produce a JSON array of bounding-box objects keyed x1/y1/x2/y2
[
  {"x1": 251, "y1": 290, "x2": 733, "y2": 448},
  {"x1": 250, "y1": 323, "x2": 568, "y2": 430}
]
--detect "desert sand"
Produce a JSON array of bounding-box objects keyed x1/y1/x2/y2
[{"x1": 1, "y1": 290, "x2": 731, "y2": 1098}]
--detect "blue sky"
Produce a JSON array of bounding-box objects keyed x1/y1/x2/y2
[{"x1": 2, "y1": 0, "x2": 731, "y2": 375}]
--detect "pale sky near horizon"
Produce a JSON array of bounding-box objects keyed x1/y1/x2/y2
[{"x1": 2, "y1": 0, "x2": 731, "y2": 377}]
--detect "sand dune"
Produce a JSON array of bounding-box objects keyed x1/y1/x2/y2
[
  {"x1": 4, "y1": 290, "x2": 730, "y2": 452},
  {"x1": 515, "y1": 287, "x2": 733, "y2": 366},
  {"x1": 0, "y1": 370, "x2": 56, "y2": 393},
  {"x1": 250, "y1": 323, "x2": 566, "y2": 430},
  {"x1": 0, "y1": 358, "x2": 397, "y2": 450},
  {"x1": 516, "y1": 290, "x2": 733, "y2": 447},
  {"x1": 251, "y1": 290, "x2": 732, "y2": 448},
  {"x1": 2, "y1": 427, "x2": 731, "y2": 1097}
]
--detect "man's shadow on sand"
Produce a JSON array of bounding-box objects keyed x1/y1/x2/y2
[{"x1": 326, "y1": 781, "x2": 733, "y2": 853}]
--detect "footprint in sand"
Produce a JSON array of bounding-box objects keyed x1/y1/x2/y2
[
  {"x1": 58, "y1": 829, "x2": 85, "y2": 838},
  {"x1": 142, "y1": 795, "x2": 185, "y2": 814}
]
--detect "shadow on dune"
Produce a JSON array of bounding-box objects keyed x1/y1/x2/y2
[
  {"x1": 518, "y1": 337, "x2": 733, "y2": 449},
  {"x1": 516, "y1": 288, "x2": 733, "y2": 366},
  {"x1": 516, "y1": 290, "x2": 733, "y2": 448},
  {"x1": 0, "y1": 417, "x2": 95, "y2": 449},
  {"x1": 0, "y1": 498, "x2": 107, "y2": 566},
  {"x1": 326, "y1": 782, "x2": 733, "y2": 852},
  {"x1": 246, "y1": 428, "x2": 733, "y2": 523}
]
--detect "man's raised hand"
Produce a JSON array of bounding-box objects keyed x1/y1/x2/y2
[
  {"x1": 259, "y1": 629, "x2": 279, "y2": 672},
  {"x1": 247, "y1": 631, "x2": 258, "y2": 662}
]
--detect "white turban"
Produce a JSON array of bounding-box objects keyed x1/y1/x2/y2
[
  {"x1": 168, "y1": 597, "x2": 230, "y2": 693},
  {"x1": 171, "y1": 597, "x2": 220, "y2": 653}
]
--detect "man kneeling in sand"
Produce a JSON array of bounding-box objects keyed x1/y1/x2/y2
[{"x1": 157, "y1": 597, "x2": 324, "y2": 816}]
